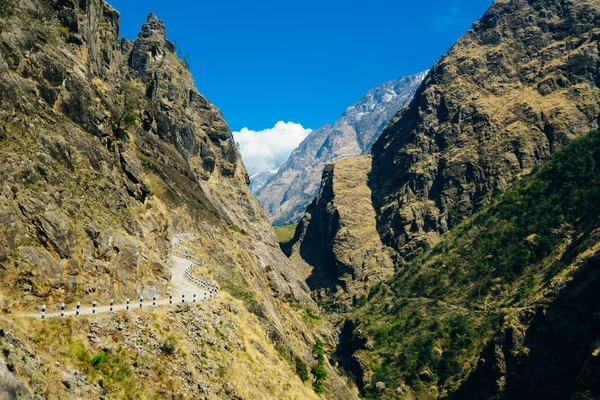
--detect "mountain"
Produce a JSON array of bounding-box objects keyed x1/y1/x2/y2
[
  {"x1": 289, "y1": 0, "x2": 600, "y2": 397},
  {"x1": 370, "y1": 0, "x2": 600, "y2": 258},
  {"x1": 349, "y1": 129, "x2": 600, "y2": 398},
  {"x1": 249, "y1": 169, "x2": 276, "y2": 194},
  {"x1": 0, "y1": 2, "x2": 355, "y2": 398},
  {"x1": 256, "y1": 72, "x2": 427, "y2": 226}
]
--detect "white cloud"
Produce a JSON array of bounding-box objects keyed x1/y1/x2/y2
[{"x1": 233, "y1": 121, "x2": 312, "y2": 176}]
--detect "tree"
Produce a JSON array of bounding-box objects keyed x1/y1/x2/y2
[
  {"x1": 178, "y1": 48, "x2": 191, "y2": 71},
  {"x1": 0, "y1": 0, "x2": 16, "y2": 18},
  {"x1": 111, "y1": 82, "x2": 141, "y2": 136},
  {"x1": 311, "y1": 340, "x2": 328, "y2": 393},
  {"x1": 181, "y1": 53, "x2": 191, "y2": 71}
]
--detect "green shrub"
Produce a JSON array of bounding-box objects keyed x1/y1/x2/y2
[
  {"x1": 311, "y1": 339, "x2": 328, "y2": 392},
  {"x1": 90, "y1": 352, "x2": 106, "y2": 368},
  {"x1": 2, "y1": 346, "x2": 9, "y2": 356},
  {"x1": 159, "y1": 337, "x2": 177, "y2": 356},
  {"x1": 111, "y1": 82, "x2": 141, "y2": 135},
  {"x1": 312, "y1": 340, "x2": 325, "y2": 364},
  {"x1": 313, "y1": 381, "x2": 325, "y2": 393},
  {"x1": 62, "y1": 380, "x2": 71, "y2": 389},
  {"x1": 0, "y1": 0, "x2": 16, "y2": 18},
  {"x1": 311, "y1": 364, "x2": 327, "y2": 381},
  {"x1": 75, "y1": 348, "x2": 87, "y2": 362},
  {"x1": 6, "y1": 361, "x2": 14, "y2": 372},
  {"x1": 295, "y1": 356, "x2": 309, "y2": 382},
  {"x1": 354, "y1": 296, "x2": 368, "y2": 308}
]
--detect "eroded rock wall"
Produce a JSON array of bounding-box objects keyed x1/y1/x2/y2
[{"x1": 371, "y1": 0, "x2": 600, "y2": 258}]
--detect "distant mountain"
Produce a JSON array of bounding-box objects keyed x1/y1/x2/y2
[
  {"x1": 256, "y1": 71, "x2": 427, "y2": 225},
  {"x1": 249, "y1": 170, "x2": 276, "y2": 194}
]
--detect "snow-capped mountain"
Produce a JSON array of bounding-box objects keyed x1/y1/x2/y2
[
  {"x1": 249, "y1": 169, "x2": 277, "y2": 194},
  {"x1": 256, "y1": 71, "x2": 428, "y2": 225}
]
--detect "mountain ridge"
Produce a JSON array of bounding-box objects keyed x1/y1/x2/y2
[{"x1": 256, "y1": 71, "x2": 427, "y2": 226}]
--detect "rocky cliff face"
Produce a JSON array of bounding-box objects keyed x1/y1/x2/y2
[
  {"x1": 0, "y1": 1, "x2": 356, "y2": 398},
  {"x1": 289, "y1": 157, "x2": 394, "y2": 310},
  {"x1": 342, "y1": 129, "x2": 600, "y2": 398},
  {"x1": 370, "y1": 0, "x2": 600, "y2": 258},
  {"x1": 256, "y1": 72, "x2": 426, "y2": 226}
]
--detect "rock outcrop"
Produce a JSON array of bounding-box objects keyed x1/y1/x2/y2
[
  {"x1": 257, "y1": 72, "x2": 427, "y2": 226},
  {"x1": 289, "y1": 157, "x2": 394, "y2": 309}
]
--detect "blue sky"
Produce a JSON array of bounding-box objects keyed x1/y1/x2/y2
[{"x1": 108, "y1": 0, "x2": 493, "y2": 133}]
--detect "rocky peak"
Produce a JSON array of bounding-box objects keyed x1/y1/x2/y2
[
  {"x1": 129, "y1": 13, "x2": 175, "y2": 73},
  {"x1": 140, "y1": 13, "x2": 165, "y2": 38}
]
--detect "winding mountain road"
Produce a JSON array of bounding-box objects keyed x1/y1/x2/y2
[{"x1": 22, "y1": 234, "x2": 216, "y2": 319}]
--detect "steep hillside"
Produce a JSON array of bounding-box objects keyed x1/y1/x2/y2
[
  {"x1": 257, "y1": 72, "x2": 426, "y2": 226},
  {"x1": 343, "y1": 129, "x2": 600, "y2": 399},
  {"x1": 0, "y1": 1, "x2": 356, "y2": 398},
  {"x1": 371, "y1": 0, "x2": 600, "y2": 258},
  {"x1": 289, "y1": 157, "x2": 394, "y2": 310}
]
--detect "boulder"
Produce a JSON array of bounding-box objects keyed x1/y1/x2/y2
[
  {"x1": 37, "y1": 211, "x2": 75, "y2": 259},
  {"x1": 0, "y1": 362, "x2": 31, "y2": 399},
  {"x1": 19, "y1": 246, "x2": 61, "y2": 277}
]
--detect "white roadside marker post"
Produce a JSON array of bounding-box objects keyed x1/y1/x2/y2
[
  {"x1": 139, "y1": 296, "x2": 143, "y2": 309},
  {"x1": 110, "y1": 299, "x2": 114, "y2": 312},
  {"x1": 92, "y1": 301, "x2": 96, "y2": 314},
  {"x1": 61, "y1": 303, "x2": 65, "y2": 318},
  {"x1": 76, "y1": 301, "x2": 80, "y2": 316},
  {"x1": 182, "y1": 293, "x2": 185, "y2": 303},
  {"x1": 169, "y1": 294, "x2": 172, "y2": 304},
  {"x1": 126, "y1": 298, "x2": 130, "y2": 311},
  {"x1": 41, "y1": 304, "x2": 46, "y2": 320},
  {"x1": 193, "y1": 293, "x2": 196, "y2": 303},
  {"x1": 153, "y1": 295, "x2": 156, "y2": 307}
]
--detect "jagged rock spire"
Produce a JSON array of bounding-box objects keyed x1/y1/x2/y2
[
  {"x1": 129, "y1": 12, "x2": 175, "y2": 73},
  {"x1": 138, "y1": 13, "x2": 166, "y2": 40}
]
